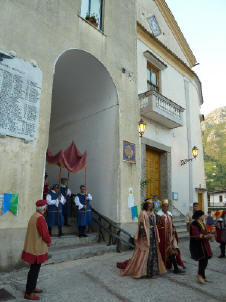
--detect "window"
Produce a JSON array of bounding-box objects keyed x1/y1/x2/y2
[
  {"x1": 147, "y1": 62, "x2": 160, "y2": 92},
  {"x1": 81, "y1": 0, "x2": 103, "y2": 30},
  {"x1": 219, "y1": 195, "x2": 223, "y2": 202}
]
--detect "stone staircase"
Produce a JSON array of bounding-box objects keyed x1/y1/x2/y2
[
  {"x1": 45, "y1": 233, "x2": 116, "y2": 266},
  {"x1": 173, "y1": 216, "x2": 189, "y2": 240},
  {"x1": 171, "y1": 205, "x2": 189, "y2": 240}
]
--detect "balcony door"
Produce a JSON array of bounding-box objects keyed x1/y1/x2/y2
[{"x1": 145, "y1": 147, "x2": 161, "y2": 199}]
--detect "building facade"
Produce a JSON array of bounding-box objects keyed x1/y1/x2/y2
[
  {"x1": 208, "y1": 190, "x2": 226, "y2": 209},
  {"x1": 137, "y1": 0, "x2": 207, "y2": 215},
  {"x1": 0, "y1": 0, "x2": 206, "y2": 270}
]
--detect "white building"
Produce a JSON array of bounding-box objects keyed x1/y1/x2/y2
[
  {"x1": 208, "y1": 190, "x2": 226, "y2": 208},
  {"x1": 0, "y1": 0, "x2": 207, "y2": 270},
  {"x1": 136, "y1": 0, "x2": 207, "y2": 215}
]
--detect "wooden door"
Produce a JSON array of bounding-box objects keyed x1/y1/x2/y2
[
  {"x1": 198, "y1": 193, "x2": 203, "y2": 210},
  {"x1": 145, "y1": 148, "x2": 161, "y2": 199}
]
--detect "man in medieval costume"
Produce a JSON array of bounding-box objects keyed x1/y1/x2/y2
[
  {"x1": 74, "y1": 185, "x2": 93, "y2": 237},
  {"x1": 216, "y1": 211, "x2": 226, "y2": 258},
  {"x1": 156, "y1": 199, "x2": 185, "y2": 274},
  {"x1": 22, "y1": 200, "x2": 51, "y2": 300},
  {"x1": 60, "y1": 177, "x2": 72, "y2": 226},
  {"x1": 46, "y1": 184, "x2": 66, "y2": 237}
]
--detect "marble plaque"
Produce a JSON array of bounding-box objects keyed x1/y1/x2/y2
[{"x1": 0, "y1": 52, "x2": 42, "y2": 142}]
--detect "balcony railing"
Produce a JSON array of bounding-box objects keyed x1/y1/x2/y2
[{"x1": 138, "y1": 89, "x2": 185, "y2": 128}]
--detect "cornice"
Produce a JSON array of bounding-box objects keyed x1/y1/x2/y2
[
  {"x1": 137, "y1": 22, "x2": 195, "y2": 79},
  {"x1": 154, "y1": 0, "x2": 197, "y2": 67}
]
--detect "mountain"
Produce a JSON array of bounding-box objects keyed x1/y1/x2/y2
[{"x1": 201, "y1": 106, "x2": 226, "y2": 191}]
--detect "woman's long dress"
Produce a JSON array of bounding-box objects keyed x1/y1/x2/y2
[
  {"x1": 119, "y1": 211, "x2": 166, "y2": 278},
  {"x1": 147, "y1": 215, "x2": 159, "y2": 277}
]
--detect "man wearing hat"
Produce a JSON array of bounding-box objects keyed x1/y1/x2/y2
[
  {"x1": 46, "y1": 184, "x2": 66, "y2": 237},
  {"x1": 22, "y1": 200, "x2": 51, "y2": 300},
  {"x1": 74, "y1": 185, "x2": 93, "y2": 237},
  {"x1": 157, "y1": 199, "x2": 185, "y2": 274}
]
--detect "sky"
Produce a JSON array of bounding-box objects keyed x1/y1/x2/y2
[{"x1": 165, "y1": 0, "x2": 226, "y2": 115}]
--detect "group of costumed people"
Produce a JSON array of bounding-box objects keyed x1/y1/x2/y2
[
  {"x1": 43, "y1": 173, "x2": 93, "y2": 238},
  {"x1": 118, "y1": 199, "x2": 185, "y2": 279},
  {"x1": 119, "y1": 200, "x2": 225, "y2": 284}
]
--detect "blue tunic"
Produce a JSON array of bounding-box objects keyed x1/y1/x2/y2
[
  {"x1": 76, "y1": 193, "x2": 93, "y2": 227},
  {"x1": 61, "y1": 186, "x2": 70, "y2": 217},
  {"x1": 46, "y1": 191, "x2": 64, "y2": 227}
]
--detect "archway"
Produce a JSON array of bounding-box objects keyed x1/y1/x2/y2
[{"x1": 47, "y1": 49, "x2": 119, "y2": 221}]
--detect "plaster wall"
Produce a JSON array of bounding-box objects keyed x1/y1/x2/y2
[
  {"x1": 48, "y1": 49, "x2": 119, "y2": 221},
  {"x1": 137, "y1": 0, "x2": 189, "y2": 65},
  {"x1": 0, "y1": 0, "x2": 139, "y2": 269},
  {"x1": 189, "y1": 81, "x2": 208, "y2": 212},
  {"x1": 209, "y1": 193, "x2": 226, "y2": 206}
]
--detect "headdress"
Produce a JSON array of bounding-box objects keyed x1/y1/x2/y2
[
  {"x1": 36, "y1": 200, "x2": 47, "y2": 211},
  {"x1": 145, "y1": 198, "x2": 153, "y2": 204},
  {"x1": 52, "y1": 184, "x2": 59, "y2": 189},
  {"x1": 162, "y1": 199, "x2": 169, "y2": 205},
  {"x1": 36, "y1": 199, "x2": 47, "y2": 207}
]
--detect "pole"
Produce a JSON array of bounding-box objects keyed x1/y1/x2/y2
[
  {"x1": 57, "y1": 166, "x2": 63, "y2": 223},
  {"x1": 84, "y1": 166, "x2": 87, "y2": 224}
]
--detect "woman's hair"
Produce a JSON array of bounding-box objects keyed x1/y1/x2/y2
[{"x1": 142, "y1": 199, "x2": 154, "y2": 211}]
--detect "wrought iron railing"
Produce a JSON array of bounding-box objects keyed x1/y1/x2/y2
[{"x1": 91, "y1": 207, "x2": 135, "y2": 252}]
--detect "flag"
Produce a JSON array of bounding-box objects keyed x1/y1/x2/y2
[
  {"x1": 131, "y1": 205, "x2": 139, "y2": 220},
  {"x1": 10, "y1": 194, "x2": 19, "y2": 215},
  {"x1": 2, "y1": 193, "x2": 19, "y2": 216}
]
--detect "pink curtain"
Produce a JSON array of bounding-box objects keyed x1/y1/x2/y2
[{"x1": 46, "y1": 141, "x2": 87, "y2": 173}]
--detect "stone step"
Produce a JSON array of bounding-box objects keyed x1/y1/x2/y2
[
  {"x1": 45, "y1": 243, "x2": 116, "y2": 265},
  {"x1": 173, "y1": 216, "x2": 186, "y2": 223},
  {"x1": 50, "y1": 225, "x2": 76, "y2": 236},
  {"x1": 50, "y1": 233, "x2": 98, "y2": 249},
  {"x1": 174, "y1": 223, "x2": 187, "y2": 230}
]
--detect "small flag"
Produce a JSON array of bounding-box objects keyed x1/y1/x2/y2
[
  {"x1": 134, "y1": 205, "x2": 138, "y2": 218},
  {"x1": 10, "y1": 194, "x2": 19, "y2": 216},
  {"x1": 2, "y1": 193, "x2": 19, "y2": 216},
  {"x1": 131, "y1": 205, "x2": 139, "y2": 220}
]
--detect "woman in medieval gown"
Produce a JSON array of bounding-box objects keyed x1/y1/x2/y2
[{"x1": 119, "y1": 199, "x2": 166, "y2": 278}]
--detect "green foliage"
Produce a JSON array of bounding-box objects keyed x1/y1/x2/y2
[{"x1": 202, "y1": 107, "x2": 226, "y2": 191}]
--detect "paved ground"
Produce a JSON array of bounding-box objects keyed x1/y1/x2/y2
[{"x1": 0, "y1": 240, "x2": 226, "y2": 302}]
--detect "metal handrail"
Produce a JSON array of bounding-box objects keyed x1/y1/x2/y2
[{"x1": 91, "y1": 207, "x2": 135, "y2": 252}]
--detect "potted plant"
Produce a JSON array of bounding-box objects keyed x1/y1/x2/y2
[{"x1": 85, "y1": 13, "x2": 98, "y2": 28}]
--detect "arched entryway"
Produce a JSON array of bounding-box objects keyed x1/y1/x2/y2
[{"x1": 47, "y1": 49, "x2": 119, "y2": 221}]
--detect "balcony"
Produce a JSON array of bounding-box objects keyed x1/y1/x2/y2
[{"x1": 138, "y1": 89, "x2": 185, "y2": 128}]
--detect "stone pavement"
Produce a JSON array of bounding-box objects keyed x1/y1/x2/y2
[{"x1": 0, "y1": 240, "x2": 226, "y2": 302}]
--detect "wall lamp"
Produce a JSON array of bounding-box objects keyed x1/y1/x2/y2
[
  {"x1": 138, "y1": 119, "x2": 146, "y2": 137},
  {"x1": 180, "y1": 146, "x2": 199, "y2": 166}
]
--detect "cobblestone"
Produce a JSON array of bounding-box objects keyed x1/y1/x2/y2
[{"x1": 0, "y1": 240, "x2": 225, "y2": 302}]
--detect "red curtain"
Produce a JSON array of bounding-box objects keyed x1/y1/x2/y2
[{"x1": 46, "y1": 141, "x2": 87, "y2": 173}]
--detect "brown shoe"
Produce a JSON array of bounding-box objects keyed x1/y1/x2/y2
[
  {"x1": 24, "y1": 293, "x2": 40, "y2": 300},
  {"x1": 204, "y1": 278, "x2": 212, "y2": 283},
  {"x1": 197, "y1": 274, "x2": 205, "y2": 284},
  {"x1": 33, "y1": 289, "x2": 43, "y2": 293}
]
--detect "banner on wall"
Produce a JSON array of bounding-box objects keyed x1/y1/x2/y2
[{"x1": 1, "y1": 193, "x2": 19, "y2": 216}]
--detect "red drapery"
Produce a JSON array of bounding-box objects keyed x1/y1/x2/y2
[{"x1": 46, "y1": 141, "x2": 87, "y2": 173}]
